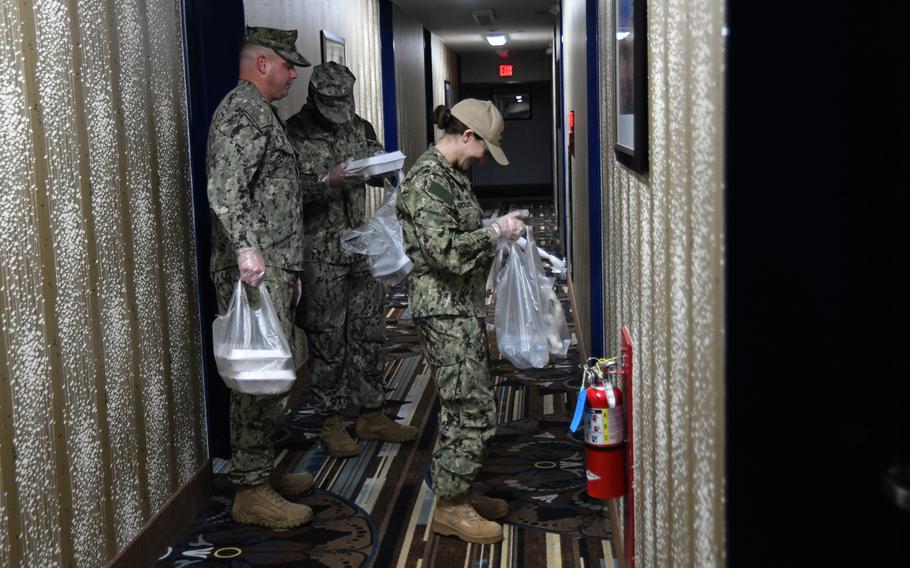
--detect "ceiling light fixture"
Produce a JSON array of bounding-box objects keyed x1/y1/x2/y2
[{"x1": 486, "y1": 34, "x2": 507, "y2": 46}]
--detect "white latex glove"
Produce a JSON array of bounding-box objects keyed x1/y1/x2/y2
[
  {"x1": 492, "y1": 210, "x2": 526, "y2": 241},
  {"x1": 236, "y1": 247, "x2": 266, "y2": 286}
]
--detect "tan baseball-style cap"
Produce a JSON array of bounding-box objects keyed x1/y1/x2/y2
[
  {"x1": 245, "y1": 26, "x2": 311, "y2": 67},
  {"x1": 450, "y1": 99, "x2": 509, "y2": 166}
]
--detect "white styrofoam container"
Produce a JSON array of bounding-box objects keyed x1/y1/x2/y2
[
  {"x1": 220, "y1": 369, "x2": 296, "y2": 395},
  {"x1": 215, "y1": 347, "x2": 295, "y2": 394},
  {"x1": 345, "y1": 151, "x2": 406, "y2": 177}
]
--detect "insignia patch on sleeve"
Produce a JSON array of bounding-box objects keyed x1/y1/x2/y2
[{"x1": 426, "y1": 182, "x2": 455, "y2": 207}]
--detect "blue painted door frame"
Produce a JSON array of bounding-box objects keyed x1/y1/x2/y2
[
  {"x1": 586, "y1": 0, "x2": 604, "y2": 355},
  {"x1": 378, "y1": 0, "x2": 399, "y2": 151}
]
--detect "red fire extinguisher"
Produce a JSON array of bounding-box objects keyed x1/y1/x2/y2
[{"x1": 575, "y1": 357, "x2": 626, "y2": 499}]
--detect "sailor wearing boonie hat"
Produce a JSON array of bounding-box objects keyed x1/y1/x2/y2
[{"x1": 286, "y1": 62, "x2": 420, "y2": 458}]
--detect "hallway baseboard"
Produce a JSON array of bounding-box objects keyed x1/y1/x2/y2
[{"x1": 106, "y1": 460, "x2": 212, "y2": 568}]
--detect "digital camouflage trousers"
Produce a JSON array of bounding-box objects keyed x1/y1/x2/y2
[
  {"x1": 212, "y1": 266, "x2": 299, "y2": 486},
  {"x1": 295, "y1": 261, "x2": 386, "y2": 415},
  {"x1": 414, "y1": 315, "x2": 497, "y2": 498}
]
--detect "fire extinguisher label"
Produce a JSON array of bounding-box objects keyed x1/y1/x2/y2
[
  {"x1": 607, "y1": 406, "x2": 624, "y2": 443},
  {"x1": 584, "y1": 408, "x2": 624, "y2": 445}
]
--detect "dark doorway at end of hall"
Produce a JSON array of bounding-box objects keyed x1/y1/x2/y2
[{"x1": 460, "y1": 80, "x2": 553, "y2": 201}]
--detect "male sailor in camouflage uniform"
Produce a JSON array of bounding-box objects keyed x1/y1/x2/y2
[
  {"x1": 207, "y1": 26, "x2": 313, "y2": 529},
  {"x1": 287, "y1": 62, "x2": 418, "y2": 457},
  {"x1": 397, "y1": 99, "x2": 525, "y2": 544}
]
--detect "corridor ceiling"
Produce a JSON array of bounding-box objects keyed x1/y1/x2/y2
[{"x1": 391, "y1": 0, "x2": 558, "y2": 53}]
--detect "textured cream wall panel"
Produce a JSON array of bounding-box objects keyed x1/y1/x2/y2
[
  {"x1": 393, "y1": 3, "x2": 427, "y2": 172},
  {"x1": 1, "y1": 2, "x2": 64, "y2": 565},
  {"x1": 243, "y1": 0, "x2": 385, "y2": 211},
  {"x1": 562, "y1": 0, "x2": 591, "y2": 355},
  {"x1": 76, "y1": 0, "x2": 145, "y2": 550},
  {"x1": 114, "y1": 0, "x2": 173, "y2": 519},
  {"x1": 30, "y1": 0, "x2": 108, "y2": 563},
  {"x1": 145, "y1": 0, "x2": 206, "y2": 485},
  {"x1": 1, "y1": 0, "x2": 205, "y2": 564},
  {"x1": 597, "y1": 0, "x2": 726, "y2": 565}
]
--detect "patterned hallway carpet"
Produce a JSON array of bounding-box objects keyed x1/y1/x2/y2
[{"x1": 156, "y1": 199, "x2": 619, "y2": 567}]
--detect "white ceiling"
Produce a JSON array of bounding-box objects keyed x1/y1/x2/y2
[{"x1": 391, "y1": 0, "x2": 558, "y2": 53}]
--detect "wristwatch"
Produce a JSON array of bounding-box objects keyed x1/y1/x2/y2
[{"x1": 490, "y1": 222, "x2": 502, "y2": 239}]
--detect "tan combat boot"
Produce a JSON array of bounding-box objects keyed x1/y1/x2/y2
[
  {"x1": 231, "y1": 483, "x2": 313, "y2": 529},
  {"x1": 320, "y1": 414, "x2": 358, "y2": 457},
  {"x1": 469, "y1": 492, "x2": 509, "y2": 520},
  {"x1": 431, "y1": 495, "x2": 504, "y2": 544},
  {"x1": 270, "y1": 471, "x2": 315, "y2": 497},
  {"x1": 354, "y1": 409, "x2": 419, "y2": 443}
]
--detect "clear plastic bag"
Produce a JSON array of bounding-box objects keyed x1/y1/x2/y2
[
  {"x1": 493, "y1": 227, "x2": 550, "y2": 368},
  {"x1": 340, "y1": 175, "x2": 413, "y2": 286},
  {"x1": 539, "y1": 274, "x2": 571, "y2": 357},
  {"x1": 492, "y1": 227, "x2": 571, "y2": 368},
  {"x1": 212, "y1": 280, "x2": 296, "y2": 395}
]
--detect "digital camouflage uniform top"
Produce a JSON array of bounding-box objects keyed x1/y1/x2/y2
[
  {"x1": 207, "y1": 80, "x2": 303, "y2": 271},
  {"x1": 396, "y1": 146, "x2": 498, "y2": 317},
  {"x1": 286, "y1": 63, "x2": 385, "y2": 265}
]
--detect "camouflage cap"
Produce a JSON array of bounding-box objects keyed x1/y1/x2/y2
[
  {"x1": 308, "y1": 61, "x2": 356, "y2": 124},
  {"x1": 245, "y1": 26, "x2": 311, "y2": 67}
]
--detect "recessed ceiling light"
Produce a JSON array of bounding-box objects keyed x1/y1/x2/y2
[{"x1": 486, "y1": 34, "x2": 507, "y2": 46}]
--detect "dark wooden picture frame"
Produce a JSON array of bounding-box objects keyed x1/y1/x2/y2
[
  {"x1": 613, "y1": 0, "x2": 648, "y2": 173},
  {"x1": 491, "y1": 85, "x2": 532, "y2": 120},
  {"x1": 320, "y1": 30, "x2": 346, "y2": 65}
]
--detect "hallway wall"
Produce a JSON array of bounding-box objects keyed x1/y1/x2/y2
[
  {"x1": 0, "y1": 0, "x2": 205, "y2": 566},
  {"x1": 430, "y1": 31, "x2": 459, "y2": 142},
  {"x1": 561, "y1": 0, "x2": 592, "y2": 355},
  {"x1": 597, "y1": 0, "x2": 726, "y2": 565},
  {"x1": 392, "y1": 3, "x2": 428, "y2": 172}
]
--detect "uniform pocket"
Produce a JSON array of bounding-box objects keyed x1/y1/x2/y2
[{"x1": 268, "y1": 133, "x2": 299, "y2": 180}]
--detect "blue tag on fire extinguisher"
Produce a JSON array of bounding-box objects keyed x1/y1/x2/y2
[{"x1": 569, "y1": 387, "x2": 587, "y2": 432}]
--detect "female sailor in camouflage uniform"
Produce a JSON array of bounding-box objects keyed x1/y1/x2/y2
[{"x1": 397, "y1": 100, "x2": 525, "y2": 544}]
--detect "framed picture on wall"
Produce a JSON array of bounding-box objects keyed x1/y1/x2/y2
[
  {"x1": 613, "y1": 0, "x2": 648, "y2": 173},
  {"x1": 491, "y1": 86, "x2": 532, "y2": 120},
  {"x1": 444, "y1": 80, "x2": 453, "y2": 108},
  {"x1": 320, "y1": 30, "x2": 345, "y2": 65}
]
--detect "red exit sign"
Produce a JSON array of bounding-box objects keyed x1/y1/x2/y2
[{"x1": 499, "y1": 64, "x2": 513, "y2": 77}]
